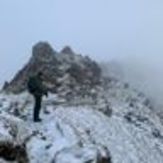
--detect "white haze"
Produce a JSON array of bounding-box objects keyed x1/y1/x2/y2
[
  {"x1": 0, "y1": 0, "x2": 163, "y2": 110},
  {"x1": 107, "y1": 56, "x2": 163, "y2": 112}
]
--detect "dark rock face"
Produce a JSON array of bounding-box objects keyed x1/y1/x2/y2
[
  {"x1": 96, "y1": 147, "x2": 112, "y2": 163},
  {"x1": 3, "y1": 42, "x2": 59, "y2": 93},
  {"x1": 3, "y1": 42, "x2": 102, "y2": 94},
  {"x1": 0, "y1": 142, "x2": 28, "y2": 163},
  {"x1": 61, "y1": 46, "x2": 75, "y2": 54},
  {"x1": 2, "y1": 81, "x2": 9, "y2": 90}
]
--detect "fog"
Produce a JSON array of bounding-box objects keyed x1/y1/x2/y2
[
  {"x1": 109, "y1": 56, "x2": 163, "y2": 111},
  {"x1": 0, "y1": 0, "x2": 163, "y2": 108}
]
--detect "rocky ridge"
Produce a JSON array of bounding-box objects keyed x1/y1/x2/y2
[{"x1": 3, "y1": 42, "x2": 101, "y2": 94}]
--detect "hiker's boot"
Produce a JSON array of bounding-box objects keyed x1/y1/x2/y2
[{"x1": 34, "y1": 118, "x2": 42, "y2": 123}]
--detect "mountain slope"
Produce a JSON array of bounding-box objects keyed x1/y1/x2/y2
[
  {"x1": 1, "y1": 42, "x2": 163, "y2": 163},
  {"x1": 0, "y1": 77, "x2": 163, "y2": 163}
]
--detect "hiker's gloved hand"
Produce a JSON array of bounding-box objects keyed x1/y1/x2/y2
[{"x1": 44, "y1": 91, "x2": 48, "y2": 97}]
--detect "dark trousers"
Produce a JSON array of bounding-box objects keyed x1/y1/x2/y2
[{"x1": 33, "y1": 95, "x2": 42, "y2": 121}]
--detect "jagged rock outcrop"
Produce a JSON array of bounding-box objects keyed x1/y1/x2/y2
[
  {"x1": 3, "y1": 42, "x2": 101, "y2": 94},
  {"x1": 61, "y1": 46, "x2": 75, "y2": 54},
  {"x1": 3, "y1": 42, "x2": 59, "y2": 93}
]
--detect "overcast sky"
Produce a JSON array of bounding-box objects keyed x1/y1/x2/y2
[{"x1": 0, "y1": 0, "x2": 163, "y2": 86}]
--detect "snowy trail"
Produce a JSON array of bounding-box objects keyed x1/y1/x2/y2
[
  {"x1": 13, "y1": 103, "x2": 163, "y2": 163},
  {"x1": 24, "y1": 106, "x2": 111, "y2": 163}
]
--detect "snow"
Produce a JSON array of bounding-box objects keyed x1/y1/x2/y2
[{"x1": 0, "y1": 80, "x2": 163, "y2": 163}]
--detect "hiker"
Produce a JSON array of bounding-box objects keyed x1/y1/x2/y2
[{"x1": 27, "y1": 72, "x2": 48, "y2": 122}]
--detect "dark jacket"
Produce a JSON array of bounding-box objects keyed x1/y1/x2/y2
[{"x1": 27, "y1": 75, "x2": 47, "y2": 97}]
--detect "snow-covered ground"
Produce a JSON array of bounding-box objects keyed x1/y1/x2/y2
[{"x1": 0, "y1": 79, "x2": 163, "y2": 163}]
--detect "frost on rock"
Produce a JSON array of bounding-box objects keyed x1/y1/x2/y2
[{"x1": 0, "y1": 113, "x2": 30, "y2": 163}]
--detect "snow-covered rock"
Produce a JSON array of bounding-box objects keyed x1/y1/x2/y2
[
  {"x1": 0, "y1": 77, "x2": 163, "y2": 163},
  {"x1": 3, "y1": 42, "x2": 101, "y2": 94}
]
